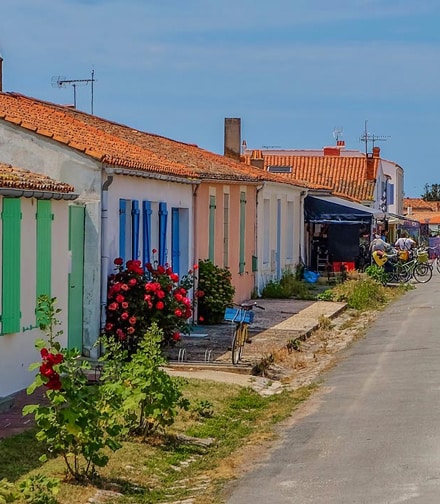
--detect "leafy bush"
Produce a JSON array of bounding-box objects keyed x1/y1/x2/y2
[
  {"x1": 316, "y1": 289, "x2": 334, "y2": 301},
  {"x1": 101, "y1": 323, "x2": 190, "y2": 439},
  {"x1": 24, "y1": 296, "x2": 123, "y2": 483},
  {"x1": 196, "y1": 259, "x2": 235, "y2": 324},
  {"x1": 329, "y1": 277, "x2": 387, "y2": 311},
  {"x1": 261, "y1": 269, "x2": 315, "y2": 300},
  {"x1": 365, "y1": 264, "x2": 388, "y2": 284}
]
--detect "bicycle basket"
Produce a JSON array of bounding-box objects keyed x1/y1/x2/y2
[
  {"x1": 417, "y1": 251, "x2": 428, "y2": 263},
  {"x1": 224, "y1": 307, "x2": 254, "y2": 324}
]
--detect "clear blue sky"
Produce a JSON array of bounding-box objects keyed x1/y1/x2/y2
[{"x1": 1, "y1": 0, "x2": 440, "y2": 197}]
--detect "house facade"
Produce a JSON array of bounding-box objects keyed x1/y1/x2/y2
[{"x1": 0, "y1": 162, "x2": 78, "y2": 397}]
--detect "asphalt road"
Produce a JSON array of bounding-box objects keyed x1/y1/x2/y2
[{"x1": 225, "y1": 275, "x2": 440, "y2": 504}]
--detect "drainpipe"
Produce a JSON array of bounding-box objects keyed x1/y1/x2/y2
[
  {"x1": 255, "y1": 184, "x2": 264, "y2": 295},
  {"x1": 100, "y1": 171, "x2": 114, "y2": 342},
  {"x1": 300, "y1": 190, "x2": 308, "y2": 265},
  {"x1": 191, "y1": 182, "x2": 200, "y2": 325}
]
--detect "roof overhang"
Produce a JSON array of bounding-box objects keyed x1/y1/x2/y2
[{"x1": 305, "y1": 195, "x2": 384, "y2": 224}]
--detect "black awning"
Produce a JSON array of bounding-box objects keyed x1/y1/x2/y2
[{"x1": 305, "y1": 195, "x2": 383, "y2": 224}]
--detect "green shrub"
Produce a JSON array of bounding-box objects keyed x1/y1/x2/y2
[
  {"x1": 330, "y1": 277, "x2": 387, "y2": 311},
  {"x1": 197, "y1": 259, "x2": 235, "y2": 324},
  {"x1": 364, "y1": 264, "x2": 388, "y2": 284},
  {"x1": 316, "y1": 289, "x2": 334, "y2": 301},
  {"x1": 261, "y1": 269, "x2": 314, "y2": 300}
]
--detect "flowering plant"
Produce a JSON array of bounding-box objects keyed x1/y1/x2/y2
[{"x1": 104, "y1": 253, "x2": 198, "y2": 354}]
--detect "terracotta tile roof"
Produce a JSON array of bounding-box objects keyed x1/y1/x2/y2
[
  {"x1": 242, "y1": 151, "x2": 379, "y2": 202},
  {"x1": 0, "y1": 161, "x2": 76, "y2": 194},
  {"x1": 403, "y1": 198, "x2": 440, "y2": 224},
  {"x1": 403, "y1": 197, "x2": 439, "y2": 211},
  {"x1": 0, "y1": 92, "x2": 310, "y2": 188}
]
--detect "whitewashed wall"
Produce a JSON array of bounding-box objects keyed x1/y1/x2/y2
[{"x1": 256, "y1": 182, "x2": 304, "y2": 295}]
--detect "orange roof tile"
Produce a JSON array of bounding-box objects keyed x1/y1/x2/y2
[
  {"x1": 0, "y1": 162, "x2": 76, "y2": 194},
  {"x1": 404, "y1": 197, "x2": 439, "y2": 211},
  {"x1": 0, "y1": 92, "x2": 309, "y2": 188},
  {"x1": 242, "y1": 151, "x2": 379, "y2": 202}
]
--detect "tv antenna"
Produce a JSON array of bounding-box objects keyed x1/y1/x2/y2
[
  {"x1": 262, "y1": 145, "x2": 281, "y2": 149},
  {"x1": 359, "y1": 120, "x2": 389, "y2": 155},
  {"x1": 51, "y1": 69, "x2": 96, "y2": 114},
  {"x1": 333, "y1": 126, "x2": 343, "y2": 141}
]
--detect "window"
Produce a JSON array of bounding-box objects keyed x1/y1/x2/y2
[{"x1": 208, "y1": 195, "x2": 216, "y2": 262}]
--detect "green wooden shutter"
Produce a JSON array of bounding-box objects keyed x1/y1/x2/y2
[
  {"x1": 1, "y1": 198, "x2": 21, "y2": 334},
  {"x1": 239, "y1": 192, "x2": 246, "y2": 274},
  {"x1": 36, "y1": 200, "x2": 52, "y2": 299},
  {"x1": 208, "y1": 195, "x2": 216, "y2": 262}
]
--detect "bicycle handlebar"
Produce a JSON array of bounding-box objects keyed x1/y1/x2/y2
[{"x1": 233, "y1": 301, "x2": 265, "y2": 310}]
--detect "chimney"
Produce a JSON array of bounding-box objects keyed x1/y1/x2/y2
[
  {"x1": 372, "y1": 146, "x2": 381, "y2": 158},
  {"x1": 250, "y1": 149, "x2": 264, "y2": 170},
  {"x1": 323, "y1": 147, "x2": 341, "y2": 156},
  {"x1": 224, "y1": 118, "x2": 241, "y2": 161},
  {"x1": 336, "y1": 140, "x2": 345, "y2": 147},
  {"x1": 0, "y1": 56, "x2": 3, "y2": 92}
]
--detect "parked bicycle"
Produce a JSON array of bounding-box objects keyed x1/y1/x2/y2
[
  {"x1": 427, "y1": 246, "x2": 440, "y2": 273},
  {"x1": 372, "y1": 247, "x2": 432, "y2": 284},
  {"x1": 224, "y1": 302, "x2": 265, "y2": 365}
]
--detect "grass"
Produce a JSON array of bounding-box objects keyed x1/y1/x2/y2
[{"x1": 0, "y1": 379, "x2": 316, "y2": 504}]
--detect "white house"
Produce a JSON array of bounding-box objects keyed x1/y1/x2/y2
[{"x1": 0, "y1": 162, "x2": 78, "y2": 398}]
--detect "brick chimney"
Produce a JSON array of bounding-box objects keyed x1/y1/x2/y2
[
  {"x1": 323, "y1": 147, "x2": 341, "y2": 156},
  {"x1": 0, "y1": 56, "x2": 3, "y2": 92},
  {"x1": 250, "y1": 149, "x2": 264, "y2": 170},
  {"x1": 372, "y1": 146, "x2": 381, "y2": 158},
  {"x1": 224, "y1": 118, "x2": 241, "y2": 161},
  {"x1": 336, "y1": 140, "x2": 345, "y2": 147}
]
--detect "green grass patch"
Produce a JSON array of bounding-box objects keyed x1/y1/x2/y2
[{"x1": 0, "y1": 380, "x2": 316, "y2": 504}]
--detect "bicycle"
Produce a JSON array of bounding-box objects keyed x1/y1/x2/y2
[
  {"x1": 427, "y1": 246, "x2": 440, "y2": 273},
  {"x1": 372, "y1": 248, "x2": 432, "y2": 284},
  {"x1": 224, "y1": 302, "x2": 265, "y2": 365}
]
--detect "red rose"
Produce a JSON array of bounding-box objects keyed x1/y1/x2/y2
[
  {"x1": 197, "y1": 290, "x2": 204, "y2": 297},
  {"x1": 174, "y1": 293, "x2": 183, "y2": 302},
  {"x1": 156, "y1": 290, "x2": 166, "y2": 299},
  {"x1": 157, "y1": 265, "x2": 166, "y2": 274},
  {"x1": 40, "y1": 348, "x2": 49, "y2": 358},
  {"x1": 40, "y1": 362, "x2": 55, "y2": 378},
  {"x1": 156, "y1": 301, "x2": 164, "y2": 310},
  {"x1": 105, "y1": 323, "x2": 113, "y2": 331},
  {"x1": 174, "y1": 308, "x2": 182, "y2": 318},
  {"x1": 45, "y1": 374, "x2": 62, "y2": 390},
  {"x1": 145, "y1": 262, "x2": 153, "y2": 272},
  {"x1": 116, "y1": 329, "x2": 126, "y2": 340},
  {"x1": 116, "y1": 294, "x2": 125, "y2": 303},
  {"x1": 121, "y1": 284, "x2": 129, "y2": 291},
  {"x1": 121, "y1": 312, "x2": 129, "y2": 320},
  {"x1": 152, "y1": 248, "x2": 157, "y2": 254},
  {"x1": 172, "y1": 332, "x2": 181, "y2": 342},
  {"x1": 199, "y1": 316, "x2": 204, "y2": 322},
  {"x1": 108, "y1": 302, "x2": 119, "y2": 311},
  {"x1": 129, "y1": 316, "x2": 136, "y2": 325},
  {"x1": 47, "y1": 352, "x2": 63, "y2": 365},
  {"x1": 121, "y1": 301, "x2": 129, "y2": 309},
  {"x1": 170, "y1": 273, "x2": 179, "y2": 282},
  {"x1": 127, "y1": 326, "x2": 135, "y2": 334},
  {"x1": 114, "y1": 257, "x2": 124, "y2": 266}
]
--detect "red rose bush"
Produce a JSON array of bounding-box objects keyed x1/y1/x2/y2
[{"x1": 104, "y1": 255, "x2": 198, "y2": 354}]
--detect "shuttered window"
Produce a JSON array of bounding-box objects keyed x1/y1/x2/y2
[
  {"x1": 1, "y1": 198, "x2": 21, "y2": 334},
  {"x1": 36, "y1": 200, "x2": 52, "y2": 299},
  {"x1": 131, "y1": 199, "x2": 140, "y2": 260},
  {"x1": 142, "y1": 200, "x2": 152, "y2": 267},
  {"x1": 158, "y1": 202, "x2": 168, "y2": 266}
]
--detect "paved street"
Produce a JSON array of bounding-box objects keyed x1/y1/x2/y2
[{"x1": 225, "y1": 275, "x2": 440, "y2": 504}]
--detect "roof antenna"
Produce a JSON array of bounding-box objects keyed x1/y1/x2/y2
[
  {"x1": 51, "y1": 68, "x2": 96, "y2": 114},
  {"x1": 359, "y1": 120, "x2": 389, "y2": 155},
  {"x1": 333, "y1": 126, "x2": 343, "y2": 142}
]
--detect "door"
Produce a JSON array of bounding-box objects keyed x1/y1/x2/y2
[{"x1": 68, "y1": 205, "x2": 85, "y2": 351}]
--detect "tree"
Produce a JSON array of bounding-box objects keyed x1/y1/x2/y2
[{"x1": 422, "y1": 183, "x2": 440, "y2": 201}]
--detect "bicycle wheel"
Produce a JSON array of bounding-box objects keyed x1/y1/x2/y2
[
  {"x1": 413, "y1": 263, "x2": 432, "y2": 283},
  {"x1": 436, "y1": 257, "x2": 440, "y2": 274},
  {"x1": 231, "y1": 325, "x2": 244, "y2": 364}
]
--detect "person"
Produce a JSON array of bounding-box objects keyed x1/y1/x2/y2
[
  {"x1": 394, "y1": 232, "x2": 416, "y2": 252},
  {"x1": 370, "y1": 234, "x2": 394, "y2": 272},
  {"x1": 370, "y1": 234, "x2": 392, "y2": 254}
]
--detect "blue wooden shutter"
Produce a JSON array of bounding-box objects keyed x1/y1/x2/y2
[
  {"x1": 1, "y1": 198, "x2": 21, "y2": 334},
  {"x1": 209, "y1": 195, "x2": 216, "y2": 261},
  {"x1": 119, "y1": 199, "x2": 127, "y2": 262},
  {"x1": 36, "y1": 200, "x2": 53, "y2": 298},
  {"x1": 171, "y1": 207, "x2": 180, "y2": 275},
  {"x1": 158, "y1": 202, "x2": 168, "y2": 265},
  {"x1": 131, "y1": 199, "x2": 140, "y2": 260},
  {"x1": 142, "y1": 200, "x2": 152, "y2": 267},
  {"x1": 239, "y1": 192, "x2": 246, "y2": 274}
]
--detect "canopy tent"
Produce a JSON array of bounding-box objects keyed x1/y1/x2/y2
[{"x1": 304, "y1": 195, "x2": 384, "y2": 224}]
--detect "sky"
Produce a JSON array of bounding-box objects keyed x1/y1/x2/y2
[{"x1": 1, "y1": 0, "x2": 440, "y2": 198}]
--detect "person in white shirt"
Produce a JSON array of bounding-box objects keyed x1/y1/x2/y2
[{"x1": 394, "y1": 233, "x2": 416, "y2": 251}]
